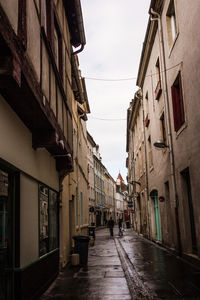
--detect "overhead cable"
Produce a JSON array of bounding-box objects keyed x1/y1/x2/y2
[{"x1": 84, "y1": 62, "x2": 182, "y2": 82}]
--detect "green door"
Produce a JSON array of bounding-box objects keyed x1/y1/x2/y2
[
  {"x1": 154, "y1": 195, "x2": 162, "y2": 242},
  {"x1": 150, "y1": 190, "x2": 162, "y2": 242}
]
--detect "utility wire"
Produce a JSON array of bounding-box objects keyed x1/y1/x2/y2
[
  {"x1": 85, "y1": 62, "x2": 182, "y2": 121},
  {"x1": 84, "y1": 62, "x2": 182, "y2": 82},
  {"x1": 89, "y1": 117, "x2": 126, "y2": 121}
]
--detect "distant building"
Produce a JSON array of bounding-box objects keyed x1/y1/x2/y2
[
  {"x1": 126, "y1": 90, "x2": 148, "y2": 236},
  {"x1": 93, "y1": 145, "x2": 105, "y2": 226},
  {"x1": 87, "y1": 131, "x2": 96, "y2": 225},
  {"x1": 115, "y1": 173, "x2": 127, "y2": 222}
]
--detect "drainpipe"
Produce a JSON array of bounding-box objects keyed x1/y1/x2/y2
[
  {"x1": 73, "y1": 44, "x2": 85, "y2": 55},
  {"x1": 72, "y1": 0, "x2": 86, "y2": 55},
  {"x1": 150, "y1": 9, "x2": 182, "y2": 255}
]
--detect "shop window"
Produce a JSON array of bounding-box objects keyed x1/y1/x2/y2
[
  {"x1": 80, "y1": 192, "x2": 84, "y2": 225},
  {"x1": 171, "y1": 72, "x2": 185, "y2": 132},
  {"x1": 76, "y1": 187, "x2": 79, "y2": 226},
  {"x1": 49, "y1": 190, "x2": 58, "y2": 251},
  {"x1": 39, "y1": 184, "x2": 58, "y2": 256},
  {"x1": 0, "y1": 171, "x2": 8, "y2": 249}
]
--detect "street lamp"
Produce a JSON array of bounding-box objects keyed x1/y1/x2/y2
[
  {"x1": 153, "y1": 140, "x2": 169, "y2": 149},
  {"x1": 128, "y1": 180, "x2": 141, "y2": 186}
]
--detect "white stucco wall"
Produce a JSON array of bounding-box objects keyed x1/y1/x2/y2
[
  {"x1": 20, "y1": 174, "x2": 38, "y2": 266},
  {"x1": 0, "y1": 95, "x2": 59, "y2": 191}
]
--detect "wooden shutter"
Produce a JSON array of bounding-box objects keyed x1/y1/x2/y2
[
  {"x1": 178, "y1": 73, "x2": 185, "y2": 126},
  {"x1": 171, "y1": 84, "x2": 180, "y2": 131},
  {"x1": 18, "y1": 0, "x2": 27, "y2": 49},
  {"x1": 171, "y1": 72, "x2": 185, "y2": 132}
]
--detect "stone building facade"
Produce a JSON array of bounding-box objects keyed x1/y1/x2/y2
[{"x1": 127, "y1": 0, "x2": 200, "y2": 264}]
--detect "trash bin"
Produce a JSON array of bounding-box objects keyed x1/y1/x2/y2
[
  {"x1": 88, "y1": 226, "x2": 96, "y2": 240},
  {"x1": 73, "y1": 235, "x2": 90, "y2": 266}
]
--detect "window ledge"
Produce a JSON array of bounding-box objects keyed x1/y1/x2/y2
[
  {"x1": 168, "y1": 32, "x2": 179, "y2": 58},
  {"x1": 149, "y1": 166, "x2": 154, "y2": 173},
  {"x1": 175, "y1": 122, "x2": 187, "y2": 139}
]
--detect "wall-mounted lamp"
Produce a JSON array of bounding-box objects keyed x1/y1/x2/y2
[
  {"x1": 153, "y1": 140, "x2": 169, "y2": 149},
  {"x1": 128, "y1": 180, "x2": 141, "y2": 186}
]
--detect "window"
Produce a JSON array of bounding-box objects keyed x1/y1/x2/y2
[
  {"x1": 155, "y1": 58, "x2": 162, "y2": 100},
  {"x1": 171, "y1": 72, "x2": 185, "y2": 132},
  {"x1": 0, "y1": 171, "x2": 8, "y2": 249},
  {"x1": 39, "y1": 184, "x2": 58, "y2": 256},
  {"x1": 148, "y1": 136, "x2": 153, "y2": 169},
  {"x1": 49, "y1": 190, "x2": 58, "y2": 251},
  {"x1": 18, "y1": 0, "x2": 27, "y2": 48},
  {"x1": 46, "y1": 0, "x2": 63, "y2": 77},
  {"x1": 75, "y1": 187, "x2": 79, "y2": 226},
  {"x1": 166, "y1": 0, "x2": 178, "y2": 48},
  {"x1": 80, "y1": 192, "x2": 84, "y2": 225},
  {"x1": 160, "y1": 112, "x2": 167, "y2": 144}
]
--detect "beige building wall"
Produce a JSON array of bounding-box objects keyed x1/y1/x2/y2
[
  {"x1": 60, "y1": 89, "x2": 89, "y2": 267},
  {"x1": 136, "y1": 0, "x2": 200, "y2": 258},
  {"x1": 0, "y1": 95, "x2": 59, "y2": 191}
]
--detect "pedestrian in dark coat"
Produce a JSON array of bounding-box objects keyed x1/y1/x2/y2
[
  {"x1": 118, "y1": 218, "x2": 123, "y2": 236},
  {"x1": 107, "y1": 217, "x2": 114, "y2": 237}
]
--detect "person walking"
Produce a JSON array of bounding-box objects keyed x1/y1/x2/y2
[
  {"x1": 107, "y1": 217, "x2": 114, "y2": 237},
  {"x1": 118, "y1": 218, "x2": 123, "y2": 236}
]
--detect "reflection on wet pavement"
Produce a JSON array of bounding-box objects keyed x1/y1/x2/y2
[
  {"x1": 40, "y1": 228, "x2": 200, "y2": 299},
  {"x1": 40, "y1": 229, "x2": 132, "y2": 300}
]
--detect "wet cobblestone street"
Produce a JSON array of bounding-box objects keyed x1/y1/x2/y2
[{"x1": 40, "y1": 227, "x2": 200, "y2": 299}]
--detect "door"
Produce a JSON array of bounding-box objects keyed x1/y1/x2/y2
[
  {"x1": 154, "y1": 196, "x2": 162, "y2": 241},
  {"x1": 181, "y1": 168, "x2": 197, "y2": 254},
  {"x1": 69, "y1": 195, "x2": 74, "y2": 246},
  {"x1": 150, "y1": 190, "x2": 162, "y2": 242},
  {"x1": 0, "y1": 169, "x2": 12, "y2": 300}
]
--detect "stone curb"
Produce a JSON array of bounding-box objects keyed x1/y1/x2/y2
[{"x1": 114, "y1": 237, "x2": 155, "y2": 300}]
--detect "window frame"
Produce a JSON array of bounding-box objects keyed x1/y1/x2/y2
[
  {"x1": 171, "y1": 72, "x2": 185, "y2": 132},
  {"x1": 166, "y1": 0, "x2": 178, "y2": 51},
  {"x1": 155, "y1": 58, "x2": 162, "y2": 100},
  {"x1": 160, "y1": 112, "x2": 167, "y2": 144},
  {"x1": 39, "y1": 183, "x2": 59, "y2": 257},
  {"x1": 45, "y1": 0, "x2": 63, "y2": 79}
]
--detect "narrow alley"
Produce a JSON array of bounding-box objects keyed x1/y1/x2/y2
[{"x1": 40, "y1": 227, "x2": 200, "y2": 300}]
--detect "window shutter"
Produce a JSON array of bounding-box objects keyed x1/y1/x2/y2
[
  {"x1": 18, "y1": 0, "x2": 27, "y2": 49},
  {"x1": 178, "y1": 74, "x2": 185, "y2": 125},
  {"x1": 171, "y1": 85, "x2": 180, "y2": 131}
]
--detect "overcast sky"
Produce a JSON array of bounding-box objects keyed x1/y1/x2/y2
[{"x1": 79, "y1": 1, "x2": 150, "y2": 182}]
